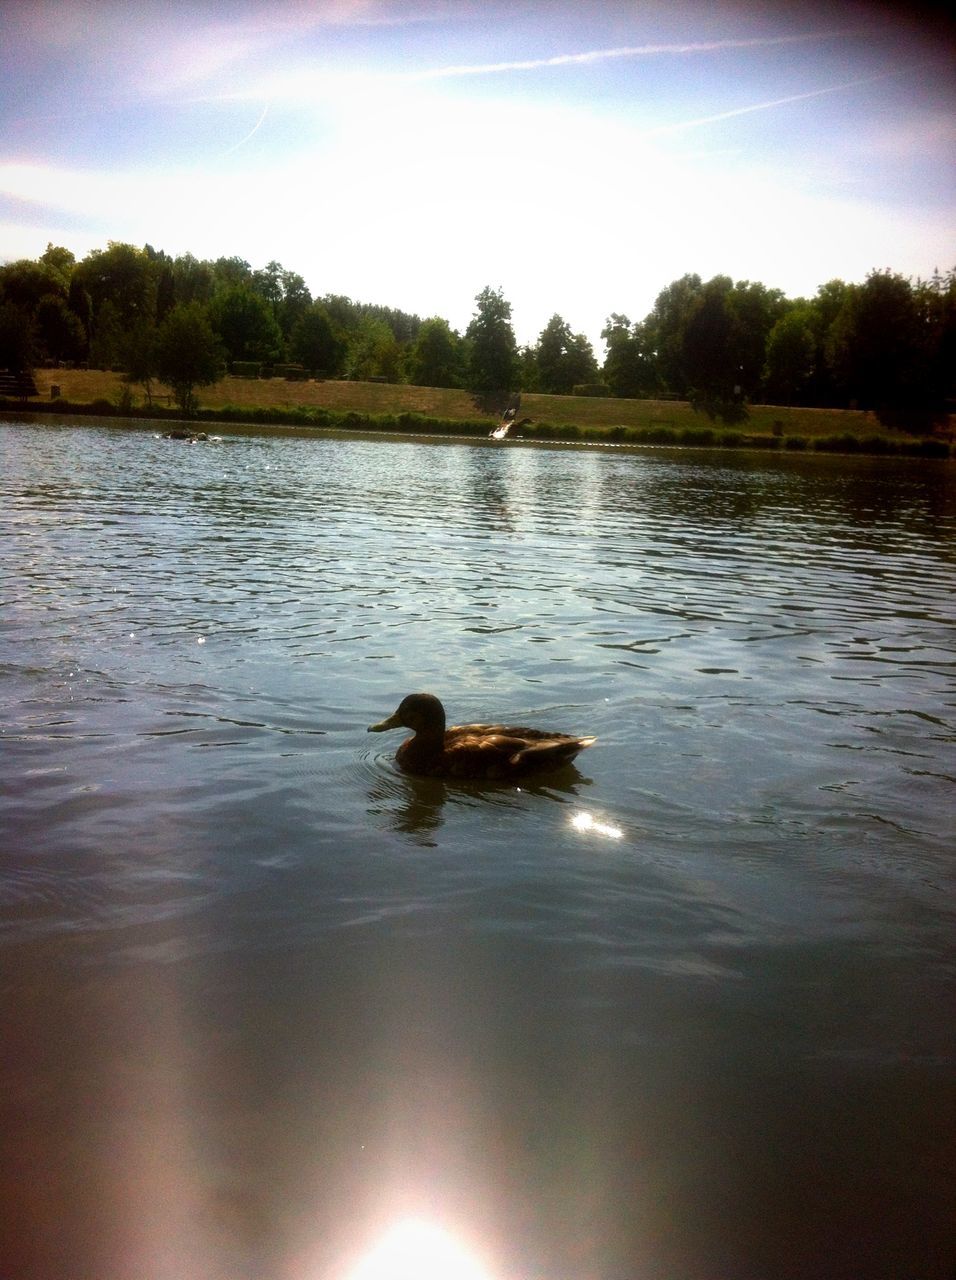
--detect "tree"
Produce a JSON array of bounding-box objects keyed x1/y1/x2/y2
[
  {"x1": 156, "y1": 304, "x2": 224, "y2": 413},
  {"x1": 277, "y1": 270, "x2": 312, "y2": 339},
  {"x1": 67, "y1": 276, "x2": 92, "y2": 353},
  {"x1": 345, "y1": 317, "x2": 403, "y2": 382},
  {"x1": 0, "y1": 258, "x2": 66, "y2": 310},
  {"x1": 289, "y1": 304, "x2": 346, "y2": 376},
  {"x1": 681, "y1": 275, "x2": 737, "y2": 400},
  {"x1": 916, "y1": 268, "x2": 956, "y2": 412},
  {"x1": 408, "y1": 317, "x2": 463, "y2": 387},
  {"x1": 601, "y1": 314, "x2": 657, "y2": 397},
  {"x1": 726, "y1": 280, "x2": 787, "y2": 398},
  {"x1": 121, "y1": 319, "x2": 159, "y2": 405},
  {"x1": 172, "y1": 253, "x2": 215, "y2": 307},
  {"x1": 35, "y1": 294, "x2": 85, "y2": 363},
  {"x1": 88, "y1": 299, "x2": 123, "y2": 369},
  {"x1": 465, "y1": 286, "x2": 516, "y2": 401},
  {"x1": 645, "y1": 273, "x2": 703, "y2": 395},
  {"x1": 764, "y1": 308, "x2": 815, "y2": 404},
  {"x1": 73, "y1": 242, "x2": 157, "y2": 328},
  {"x1": 827, "y1": 270, "x2": 922, "y2": 411},
  {"x1": 0, "y1": 301, "x2": 37, "y2": 373},
  {"x1": 801, "y1": 280, "x2": 849, "y2": 406},
  {"x1": 534, "y1": 314, "x2": 599, "y2": 393},
  {"x1": 515, "y1": 344, "x2": 540, "y2": 392},
  {"x1": 209, "y1": 285, "x2": 284, "y2": 364},
  {"x1": 40, "y1": 243, "x2": 75, "y2": 287},
  {"x1": 212, "y1": 256, "x2": 252, "y2": 289}
]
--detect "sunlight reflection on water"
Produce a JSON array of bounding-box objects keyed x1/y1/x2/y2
[{"x1": 1, "y1": 422, "x2": 954, "y2": 1279}]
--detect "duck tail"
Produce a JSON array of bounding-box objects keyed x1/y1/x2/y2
[{"x1": 509, "y1": 736, "x2": 596, "y2": 768}]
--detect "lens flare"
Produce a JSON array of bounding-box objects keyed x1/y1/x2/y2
[{"x1": 347, "y1": 1219, "x2": 491, "y2": 1280}]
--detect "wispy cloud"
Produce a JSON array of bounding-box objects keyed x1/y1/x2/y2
[
  {"x1": 641, "y1": 68, "x2": 910, "y2": 138},
  {"x1": 197, "y1": 29, "x2": 853, "y2": 105},
  {"x1": 410, "y1": 31, "x2": 848, "y2": 80},
  {"x1": 220, "y1": 102, "x2": 271, "y2": 156}
]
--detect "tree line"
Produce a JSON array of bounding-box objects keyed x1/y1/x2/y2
[{"x1": 0, "y1": 240, "x2": 953, "y2": 420}]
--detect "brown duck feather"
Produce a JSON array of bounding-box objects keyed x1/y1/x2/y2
[{"x1": 369, "y1": 694, "x2": 595, "y2": 780}]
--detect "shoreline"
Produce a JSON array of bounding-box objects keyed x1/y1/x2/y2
[{"x1": 2, "y1": 401, "x2": 952, "y2": 460}]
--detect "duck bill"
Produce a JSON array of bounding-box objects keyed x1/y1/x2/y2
[{"x1": 368, "y1": 711, "x2": 402, "y2": 733}]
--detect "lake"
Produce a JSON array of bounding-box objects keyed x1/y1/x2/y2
[{"x1": 1, "y1": 419, "x2": 953, "y2": 1280}]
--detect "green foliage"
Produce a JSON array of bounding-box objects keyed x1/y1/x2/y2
[
  {"x1": 725, "y1": 279, "x2": 787, "y2": 397},
  {"x1": 0, "y1": 259, "x2": 66, "y2": 312},
  {"x1": 679, "y1": 426, "x2": 716, "y2": 446},
  {"x1": 515, "y1": 344, "x2": 540, "y2": 392},
  {"x1": 89, "y1": 299, "x2": 123, "y2": 369},
  {"x1": 915, "y1": 268, "x2": 956, "y2": 410},
  {"x1": 646, "y1": 273, "x2": 702, "y2": 395},
  {"x1": 0, "y1": 301, "x2": 37, "y2": 371},
  {"x1": 764, "y1": 309, "x2": 815, "y2": 403},
  {"x1": 67, "y1": 277, "x2": 92, "y2": 354},
  {"x1": 600, "y1": 314, "x2": 655, "y2": 397},
  {"x1": 120, "y1": 319, "x2": 159, "y2": 404},
  {"x1": 209, "y1": 286, "x2": 284, "y2": 364},
  {"x1": 40, "y1": 243, "x2": 76, "y2": 286},
  {"x1": 230, "y1": 361, "x2": 261, "y2": 378},
  {"x1": 4, "y1": 236, "x2": 954, "y2": 426},
  {"x1": 827, "y1": 270, "x2": 926, "y2": 412},
  {"x1": 275, "y1": 268, "x2": 313, "y2": 338},
  {"x1": 74, "y1": 242, "x2": 158, "y2": 328},
  {"x1": 169, "y1": 254, "x2": 214, "y2": 308},
  {"x1": 535, "y1": 314, "x2": 599, "y2": 394},
  {"x1": 212, "y1": 256, "x2": 253, "y2": 289},
  {"x1": 465, "y1": 286, "x2": 517, "y2": 400},
  {"x1": 321, "y1": 294, "x2": 422, "y2": 344},
  {"x1": 289, "y1": 304, "x2": 345, "y2": 376},
  {"x1": 115, "y1": 384, "x2": 136, "y2": 414},
  {"x1": 35, "y1": 294, "x2": 85, "y2": 362},
  {"x1": 408, "y1": 317, "x2": 464, "y2": 388},
  {"x1": 682, "y1": 276, "x2": 739, "y2": 401},
  {"x1": 345, "y1": 317, "x2": 403, "y2": 382},
  {"x1": 155, "y1": 303, "x2": 224, "y2": 413}
]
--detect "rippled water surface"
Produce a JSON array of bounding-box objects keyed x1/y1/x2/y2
[{"x1": 2, "y1": 420, "x2": 954, "y2": 1279}]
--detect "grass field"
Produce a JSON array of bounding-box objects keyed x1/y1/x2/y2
[{"x1": 27, "y1": 367, "x2": 953, "y2": 446}]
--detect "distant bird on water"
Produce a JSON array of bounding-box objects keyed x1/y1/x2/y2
[
  {"x1": 490, "y1": 392, "x2": 530, "y2": 440},
  {"x1": 368, "y1": 692, "x2": 595, "y2": 780}
]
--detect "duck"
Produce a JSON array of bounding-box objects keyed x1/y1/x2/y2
[
  {"x1": 162, "y1": 429, "x2": 209, "y2": 443},
  {"x1": 368, "y1": 692, "x2": 595, "y2": 780},
  {"x1": 489, "y1": 392, "x2": 532, "y2": 440}
]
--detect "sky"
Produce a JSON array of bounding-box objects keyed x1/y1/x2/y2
[{"x1": 1, "y1": 0, "x2": 954, "y2": 353}]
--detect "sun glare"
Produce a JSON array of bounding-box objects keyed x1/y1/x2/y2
[
  {"x1": 571, "y1": 810, "x2": 624, "y2": 840},
  {"x1": 346, "y1": 1219, "x2": 492, "y2": 1280}
]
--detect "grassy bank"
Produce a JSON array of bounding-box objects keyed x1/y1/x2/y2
[{"x1": 7, "y1": 368, "x2": 952, "y2": 458}]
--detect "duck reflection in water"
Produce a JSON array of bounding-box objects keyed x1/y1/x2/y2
[{"x1": 366, "y1": 765, "x2": 594, "y2": 844}]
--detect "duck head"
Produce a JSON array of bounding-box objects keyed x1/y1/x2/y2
[{"x1": 368, "y1": 693, "x2": 447, "y2": 738}]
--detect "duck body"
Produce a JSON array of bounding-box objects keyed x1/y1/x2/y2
[{"x1": 368, "y1": 692, "x2": 595, "y2": 780}]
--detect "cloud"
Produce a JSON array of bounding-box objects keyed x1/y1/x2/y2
[
  {"x1": 198, "y1": 28, "x2": 852, "y2": 102},
  {"x1": 220, "y1": 103, "x2": 271, "y2": 156},
  {"x1": 641, "y1": 67, "x2": 911, "y2": 138},
  {"x1": 411, "y1": 30, "x2": 849, "y2": 81}
]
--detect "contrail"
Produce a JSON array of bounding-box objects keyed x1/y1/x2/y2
[
  {"x1": 641, "y1": 67, "x2": 909, "y2": 137},
  {"x1": 411, "y1": 31, "x2": 847, "y2": 80},
  {"x1": 222, "y1": 101, "x2": 270, "y2": 155}
]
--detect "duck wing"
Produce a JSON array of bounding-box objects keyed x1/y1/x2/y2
[{"x1": 445, "y1": 724, "x2": 595, "y2": 777}]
